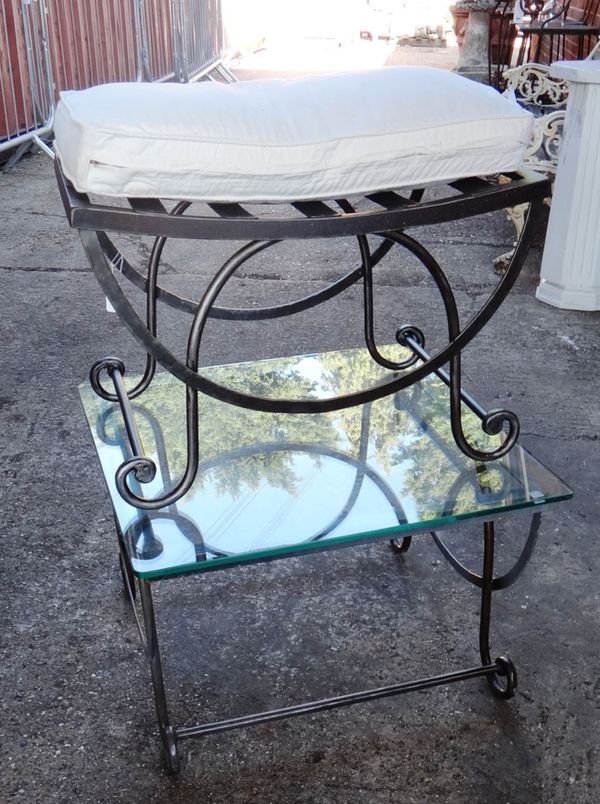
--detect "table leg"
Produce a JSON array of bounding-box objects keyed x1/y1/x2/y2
[
  {"x1": 389, "y1": 536, "x2": 412, "y2": 553},
  {"x1": 479, "y1": 520, "x2": 518, "y2": 699},
  {"x1": 114, "y1": 514, "x2": 136, "y2": 603},
  {"x1": 138, "y1": 580, "x2": 180, "y2": 773}
]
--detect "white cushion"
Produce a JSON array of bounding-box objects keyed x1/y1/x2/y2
[{"x1": 53, "y1": 67, "x2": 533, "y2": 203}]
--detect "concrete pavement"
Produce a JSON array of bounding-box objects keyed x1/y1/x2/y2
[{"x1": 1, "y1": 62, "x2": 599, "y2": 803}]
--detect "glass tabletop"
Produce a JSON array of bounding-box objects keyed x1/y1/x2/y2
[{"x1": 79, "y1": 346, "x2": 572, "y2": 580}]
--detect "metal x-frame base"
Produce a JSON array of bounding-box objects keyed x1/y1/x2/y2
[{"x1": 118, "y1": 514, "x2": 541, "y2": 774}]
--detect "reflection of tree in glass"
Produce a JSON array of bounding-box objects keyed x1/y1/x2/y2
[
  {"x1": 317, "y1": 347, "x2": 421, "y2": 474},
  {"x1": 90, "y1": 364, "x2": 343, "y2": 499},
  {"x1": 397, "y1": 379, "x2": 505, "y2": 518},
  {"x1": 83, "y1": 347, "x2": 508, "y2": 521},
  {"x1": 305, "y1": 348, "x2": 506, "y2": 519}
]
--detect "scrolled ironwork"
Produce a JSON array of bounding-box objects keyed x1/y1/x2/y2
[
  {"x1": 526, "y1": 111, "x2": 565, "y2": 173},
  {"x1": 74, "y1": 166, "x2": 545, "y2": 488},
  {"x1": 361, "y1": 235, "x2": 428, "y2": 372},
  {"x1": 380, "y1": 233, "x2": 520, "y2": 462},
  {"x1": 116, "y1": 455, "x2": 157, "y2": 489},
  {"x1": 449, "y1": 366, "x2": 520, "y2": 461},
  {"x1": 401, "y1": 326, "x2": 520, "y2": 462},
  {"x1": 392, "y1": 325, "x2": 425, "y2": 371},
  {"x1": 94, "y1": 360, "x2": 199, "y2": 510},
  {"x1": 363, "y1": 230, "x2": 460, "y2": 374},
  {"x1": 112, "y1": 395, "x2": 199, "y2": 510},
  {"x1": 504, "y1": 63, "x2": 569, "y2": 109},
  {"x1": 488, "y1": 655, "x2": 518, "y2": 699},
  {"x1": 396, "y1": 324, "x2": 425, "y2": 349},
  {"x1": 79, "y1": 191, "x2": 542, "y2": 421},
  {"x1": 90, "y1": 357, "x2": 126, "y2": 402},
  {"x1": 432, "y1": 511, "x2": 542, "y2": 590}
]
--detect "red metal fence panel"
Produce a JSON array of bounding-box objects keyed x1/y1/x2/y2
[
  {"x1": 1, "y1": 0, "x2": 224, "y2": 152},
  {"x1": 1, "y1": 0, "x2": 54, "y2": 150}
]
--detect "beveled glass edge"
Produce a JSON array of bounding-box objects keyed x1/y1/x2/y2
[
  {"x1": 134, "y1": 492, "x2": 572, "y2": 581},
  {"x1": 78, "y1": 347, "x2": 574, "y2": 582}
]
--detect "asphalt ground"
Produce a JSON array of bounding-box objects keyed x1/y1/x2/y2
[{"x1": 1, "y1": 52, "x2": 599, "y2": 804}]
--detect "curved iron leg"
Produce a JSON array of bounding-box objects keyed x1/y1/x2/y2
[
  {"x1": 389, "y1": 536, "x2": 412, "y2": 553},
  {"x1": 114, "y1": 513, "x2": 136, "y2": 603},
  {"x1": 432, "y1": 511, "x2": 542, "y2": 591},
  {"x1": 118, "y1": 551, "x2": 136, "y2": 604},
  {"x1": 479, "y1": 521, "x2": 517, "y2": 699},
  {"x1": 139, "y1": 580, "x2": 180, "y2": 773}
]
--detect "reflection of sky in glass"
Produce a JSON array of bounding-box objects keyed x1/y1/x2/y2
[
  {"x1": 103, "y1": 437, "x2": 415, "y2": 572},
  {"x1": 80, "y1": 347, "x2": 572, "y2": 578},
  {"x1": 189, "y1": 452, "x2": 408, "y2": 554}
]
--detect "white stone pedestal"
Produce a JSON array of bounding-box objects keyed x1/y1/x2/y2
[{"x1": 537, "y1": 60, "x2": 600, "y2": 310}]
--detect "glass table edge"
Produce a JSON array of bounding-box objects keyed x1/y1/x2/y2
[
  {"x1": 77, "y1": 348, "x2": 574, "y2": 583},
  {"x1": 132, "y1": 491, "x2": 573, "y2": 581}
]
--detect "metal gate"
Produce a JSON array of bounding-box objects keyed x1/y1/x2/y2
[
  {"x1": 1, "y1": 0, "x2": 54, "y2": 154},
  {"x1": 171, "y1": 0, "x2": 224, "y2": 81},
  {"x1": 1, "y1": 0, "x2": 226, "y2": 156}
]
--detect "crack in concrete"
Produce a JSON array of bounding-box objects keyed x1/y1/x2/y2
[{"x1": 0, "y1": 265, "x2": 88, "y2": 273}]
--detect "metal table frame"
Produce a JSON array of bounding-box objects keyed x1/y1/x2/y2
[{"x1": 57, "y1": 161, "x2": 557, "y2": 772}]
